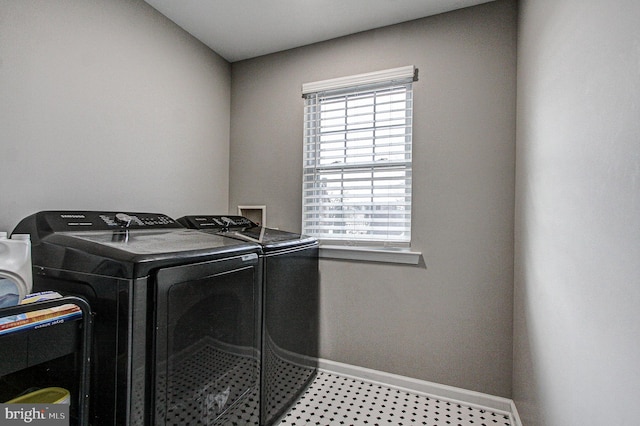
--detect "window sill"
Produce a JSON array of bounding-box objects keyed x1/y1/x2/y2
[{"x1": 319, "y1": 245, "x2": 422, "y2": 265}]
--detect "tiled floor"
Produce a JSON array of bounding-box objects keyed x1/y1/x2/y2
[{"x1": 276, "y1": 371, "x2": 512, "y2": 426}]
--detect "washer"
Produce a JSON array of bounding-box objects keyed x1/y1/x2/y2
[
  {"x1": 13, "y1": 211, "x2": 263, "y2": 425},
  {"x1": 177, "y1": 215, "x2": 319, "y2": 426}
]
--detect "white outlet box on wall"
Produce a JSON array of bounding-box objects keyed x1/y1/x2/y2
[{"x1": 237, "y1": 205, "x2": 266, "y2": 226}]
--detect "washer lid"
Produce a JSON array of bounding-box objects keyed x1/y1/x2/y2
[{"x1": 68, "y1": 228, "x2": 238, "y2": 255}]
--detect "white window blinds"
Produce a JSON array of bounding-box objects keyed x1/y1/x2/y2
[{"x1": 302, "y1": 66, "x2": 416, "y2": 246}]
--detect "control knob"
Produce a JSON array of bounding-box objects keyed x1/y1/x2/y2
[{"x1": 114, "y1": 213, "x2": 133, "y2": 228}]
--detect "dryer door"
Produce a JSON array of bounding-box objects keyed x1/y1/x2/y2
[{"x1": 154, "y1": 253, "x2": 261, "y2": 425}]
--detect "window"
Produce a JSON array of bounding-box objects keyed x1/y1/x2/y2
[{"x1": 302, "y1": 66, "x2": 417, "y2": 248}]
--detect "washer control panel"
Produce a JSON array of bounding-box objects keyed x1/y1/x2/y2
[{"x1": 41, "y1": 211, "x2": 181, "y2": 231}]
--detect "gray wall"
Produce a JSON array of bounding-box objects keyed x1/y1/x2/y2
[
  {"x1": 514, "y1": 0, "x2": 640, "y2": 424},
  {"x1": 230, "y1": 0, "x2": 517, "y2": 397},
  {"x1": 0, "y1": 0, "x2": 231, "y2": 233}
]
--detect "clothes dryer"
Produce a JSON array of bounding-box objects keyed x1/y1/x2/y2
[
  {"x1": 13, "y1": 211, "x2": 263, "y2": 425},
  {"x1": 177, "y1": 215, "x2": 319, "y2": 426}
]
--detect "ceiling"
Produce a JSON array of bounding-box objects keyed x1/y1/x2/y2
[{"x1": 144, "y1": 0, "x2": 495, "y2": 62}]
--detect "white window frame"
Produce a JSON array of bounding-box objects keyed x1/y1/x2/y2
[{"x1": 302, "y1": 66, "x2": 421, "y2": 264}]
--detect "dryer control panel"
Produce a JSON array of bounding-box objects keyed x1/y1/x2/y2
[{"x1": 177, "y1": 215, "x2": 255, "y2": 231}]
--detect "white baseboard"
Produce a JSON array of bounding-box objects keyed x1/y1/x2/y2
[{"x1": 317, "y1": 358, "x2": 523, "y2": 426}]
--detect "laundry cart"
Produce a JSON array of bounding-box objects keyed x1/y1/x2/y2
[{"x1": 0, "y1": 294, "x2": 92, "y2": 425}]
